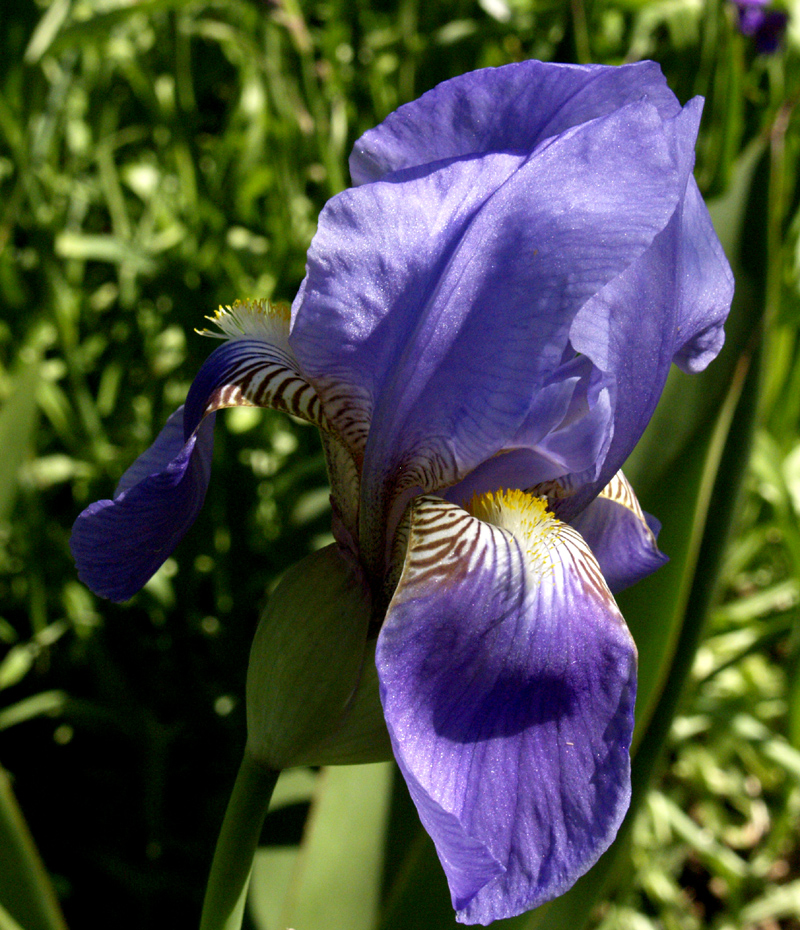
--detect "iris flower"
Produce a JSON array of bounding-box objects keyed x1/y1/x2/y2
[
  {"x1": 732, "y1": 1, "x2": 789, "y2": 54},
  {"x1": 71, "y1": 61, "x2": 733, "y2": 924}
]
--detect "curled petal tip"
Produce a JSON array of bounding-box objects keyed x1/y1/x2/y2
[{"x1": 70, "y1": 414, "x2": 215, "y2": 602}]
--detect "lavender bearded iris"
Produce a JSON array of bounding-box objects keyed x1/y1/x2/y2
[{"x1": 71, "y1": 61, "x2": 733, "y2": 924}]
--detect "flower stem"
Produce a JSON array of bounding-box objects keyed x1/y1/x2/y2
[{"x1": 199, "y1": 752, "x2": 280, "y2": 930}]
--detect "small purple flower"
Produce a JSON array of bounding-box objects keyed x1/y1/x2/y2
[
  {"x1": 71, "y1": 61, "x2": 733, "y2": 923},
  {"x1": 733, "y1": 0, "x2": 789, "y2": 52}
]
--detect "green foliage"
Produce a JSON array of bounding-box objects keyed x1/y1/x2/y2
[{"x1": 1, "y1": 0, "x2": 800, "y2": 928}]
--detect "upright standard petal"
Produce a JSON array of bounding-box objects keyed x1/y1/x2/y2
[
  {"x1": 564, "y1": 100, "x2": 733, "y2": 514},
  {"x1": 350, "y1": 60, "x2": 682, "y2": 185},
  {"x1": 442, "y1": 356, "x2": 614, "y2": 509},
  {"x1": 293, "y1": 98, "x2": 697, "y2": 570},
  {"x1": 377, "y1": 493, "x2": 637, "y2": 924},
  {"x1": 71, "y1": 301, "x2": 326, "y2": 601}
]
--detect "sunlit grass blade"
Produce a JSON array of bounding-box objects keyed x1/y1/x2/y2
[
  {"x1": 268, "y1": 763, "x2": 393, "y2": 930},
  {"x1": 0, "y1": 350, "x2": 41, "y2": 524},
  {"x1": 0, "y1": 764, "x2": 68, "y2": 930}
]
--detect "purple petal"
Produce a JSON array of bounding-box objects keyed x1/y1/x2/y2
[
  {"x1": 565, "y1": 221, "x2": 680, "y2": 513},
  {"x1": 442, "y1": 448, "x2": 568, "y2": 508},
  {"x1": 71, "y1": 329, "x2": 327, "y2": 601},
  {"x1": 440, "y1": 411, "x2": 597, "y2": 510},
  {"x1": 734, "y1": 0, "x2": 788, "y2": 49},
  {"x1": 70, "y1": 413, "x2": 215, "y2": 602},
  {"x1": 751, "y1": 11, "x2": 789, "y2": 52},
  {"x1": 671, "y1": 180, "x2": 734, "y2": 373},
  {"x1": 115, "y1": 406, "x2": 186, "y2": 496},
  {"x1": 569, "y1": 472, "x2": 668, "y2": 593},
  {"x1": 350, "y1": 60, "x2": 682, "y2": 185},
  {"x1": 564, "y1": 105, "x2": 733, "y2": 515},
  {"x1": 514, "y1": 356, "x2": 614, "y2": 486},
  {"x1": 442, "y1": 357, "x2": 613, "y2": 508},
  {"x1": 293, "y1": 97, "x2": 699, "y2": 564},
  {"x1": 377, "y1": 496, "x2": 636, "y2": 924},
  {"x1": 738, "y1": 5, "x2": 769, "y2": 35}
]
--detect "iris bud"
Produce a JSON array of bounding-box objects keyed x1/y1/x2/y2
[{"x1": 245, "y1": 544, "x2": 391, "y2": 769}]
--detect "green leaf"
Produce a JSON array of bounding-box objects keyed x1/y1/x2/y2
[
  {"x1": 246, "y1": 546, "x2": 376, "y2": 770},
  {"x1": 0, "y1": 624, "x2": 68, "y2": 692},
  {"x1": 53, "y1": 233, "x2": 156, "y2": 273},
  {"x1": 0, "y1": 899, "x2": 26, "y2": 930},
  {"x1": 253, "y1": 763, "x2": 393, "y2": 930},
  {"x1": 646, "y1": 792, "x2": 749, "y2": 881},
  {"x1": 740, "y1": 878, "x2": 800, "y2": 924},
  {"x1": 247, "y1": 766, "x2": 318, "y2": 928},
  {"x1": 0, "y1": 692, "x2": 68, "y2": 732}
]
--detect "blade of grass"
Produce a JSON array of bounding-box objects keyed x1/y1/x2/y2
[{"x1": 0, "y1": 764, "x2": 68, "y2": 930}]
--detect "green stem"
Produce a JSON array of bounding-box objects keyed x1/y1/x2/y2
[{"x1": 199, "y1": 753, "x2": 280, "y2": 930}]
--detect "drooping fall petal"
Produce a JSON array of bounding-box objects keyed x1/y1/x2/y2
[
  {"x1": 70, "y1": 409, "x2": 215, "y2": 602},
  {"x1": 70, "y1": 302, "x2": 325, "y2": 601},
  {"x1": 569, "y1": 472, "x2": 667, "y2": 593},
  {"x1": 376, "y1": 494, "x2": 637, "y2": 924}
]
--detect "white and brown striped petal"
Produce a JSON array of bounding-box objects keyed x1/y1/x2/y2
[
  {"x1": 186, "y1": 300, "x2": 329, "y2": 434},
  {"x1": 596, "y1": 471, "x2": 649, "y2": 525},
  {"x1": 394, "y1": 491, "x2": 621, "y2": 615}
]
